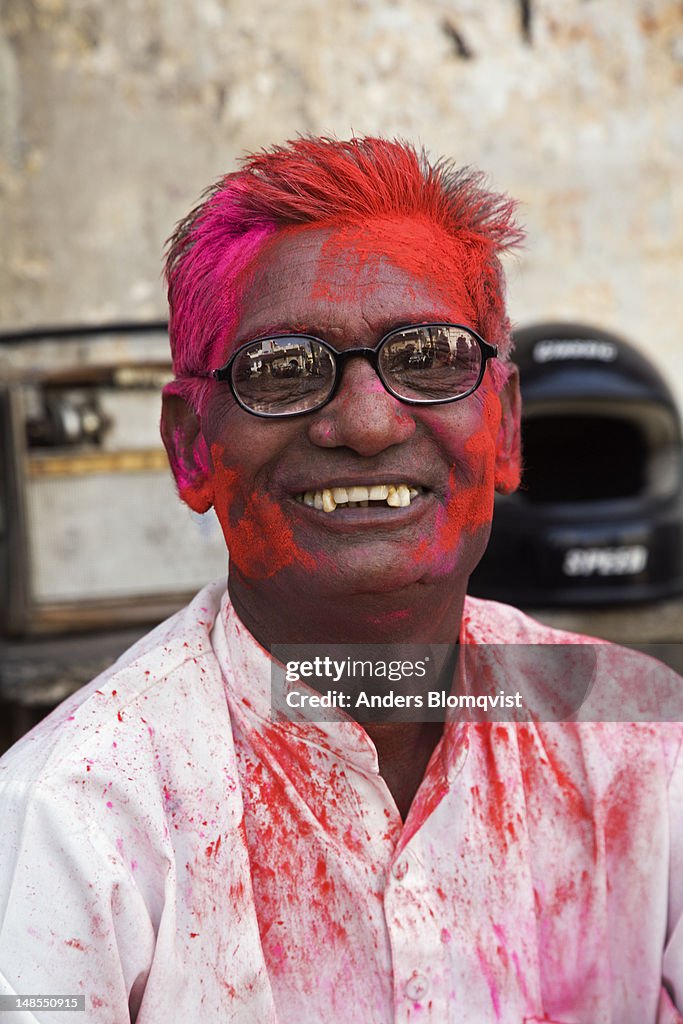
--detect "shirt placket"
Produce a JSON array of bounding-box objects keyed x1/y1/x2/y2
[
  {"x1": 384, "y1": 736, "x2": 471, "y2": 1022},
  {"x1": 385, "y1": 844, "x2": 448, "y2": 1021}
]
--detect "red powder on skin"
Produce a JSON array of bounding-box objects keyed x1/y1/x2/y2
[
  {"x1": 313, "y1": 217, "x2": 480, "y2": 328},
  {"x1": 410, "y1": 389, "x2": 500, "y2": 568},
  {"x1": 367, "y1": 608, "x2": 412, "y2": 626},
  {"x1": 179, "y1": 215, "x2": 515, "y2": 590},
  {"x1": 209, "y1": 443, "x2": 317, "y2": 579}
]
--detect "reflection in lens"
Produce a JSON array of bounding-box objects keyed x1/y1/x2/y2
[
  {"x1": 380, "y1": 326, "x2": 482, "y2": 400},
  {"x1": 232, "y1": 337, "x2": 335, "y2": 414}
]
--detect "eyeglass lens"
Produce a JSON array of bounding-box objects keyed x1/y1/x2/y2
[{"x1": 231, "y1": 325, "x2": 483, "y2": 415}]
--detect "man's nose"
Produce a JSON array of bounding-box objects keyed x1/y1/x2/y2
[{"x1": 307, "y1": 357, "x2": 416, "y2": 456}]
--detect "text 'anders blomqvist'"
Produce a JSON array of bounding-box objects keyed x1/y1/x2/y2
[{"x1": 285, "y1": 690, "x2": 524, "y2": 710}]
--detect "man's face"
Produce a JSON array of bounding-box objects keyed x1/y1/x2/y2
[{"x1": 188, "y1": 219, "x2": 519, "y2": 604}]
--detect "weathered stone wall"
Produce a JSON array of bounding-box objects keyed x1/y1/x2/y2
[{"x1": 1, "y1": 0, "x2": 682, "y2": 401}]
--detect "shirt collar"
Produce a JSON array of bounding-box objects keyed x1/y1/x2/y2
[
  {"x1": 212, "y1": 585, "x2": 476, "y2": 777},
  {"x1": 211, "y1": 588, "x2": 381, "y2": 772}
]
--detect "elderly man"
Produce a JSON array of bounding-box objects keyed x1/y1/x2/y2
[{"x1": 1, "y1": 136, "x2": 682, "y2": 1023}]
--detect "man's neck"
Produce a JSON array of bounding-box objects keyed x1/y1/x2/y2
[
  {"x1": 364, "y1": 720, "x2": 445, "y2": 821},
  {"x1": 228, "y1": 573, "x2": 466, "y2": 822},
  {"x1": 228, "y1": 573, "x2": 467, "y2": 646}
]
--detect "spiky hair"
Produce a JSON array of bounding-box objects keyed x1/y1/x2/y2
[{"x1": 164, "y1": 135, "x2": 524, "y2": 394}]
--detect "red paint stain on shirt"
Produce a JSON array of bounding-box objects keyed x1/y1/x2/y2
[
  {"x1": 315, "y1": 856, "x2": 334, "y2": 896},
  {"x1": 401, "y1": 755, "x2": 448, "y2": 849},
  {"x1": 474, "y1": 724, "x2": 511, "y2": 848},
  {"x1": 518, "y1": 725, "x2": 591, "y2": 826},
  {"x1": 604, "y1": 769, "x2": 639, "y2": 851},
  {"x1": 206, "y1": 835, "x2": 222, "y2": 859}
]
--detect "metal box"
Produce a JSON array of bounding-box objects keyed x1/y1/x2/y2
[{"x1": 0, "y1": 323, "x2": 227, "y2": 636}]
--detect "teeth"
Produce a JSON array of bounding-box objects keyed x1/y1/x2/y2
[
  {"x1": 298, "y1": 484, "x2": 423, "y2": 512},
  {"x1": 397, "y1": 484, "x2": 411, "y2": 507}
]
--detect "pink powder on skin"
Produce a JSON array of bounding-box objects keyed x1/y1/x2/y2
[{"x1": 172, "y1": 423, "x2": 214, "y2": 514}]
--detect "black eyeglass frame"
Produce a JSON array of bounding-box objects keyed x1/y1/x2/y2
[{"x1": 210, "y1": 322, "x2": 498, "y2": 419}]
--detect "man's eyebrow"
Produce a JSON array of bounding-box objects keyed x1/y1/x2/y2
[
  {"x1": 234, "y1": 321, "x2": 316, "y2": 343},
  {"x1": 233, "y1": 313, "x2": 460, "y2": 346}
]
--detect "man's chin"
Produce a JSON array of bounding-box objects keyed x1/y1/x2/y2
[{"x1": 283, "y1": 549, "x2": 463, "y2": 598}]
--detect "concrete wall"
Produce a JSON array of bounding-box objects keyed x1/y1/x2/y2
[{"x1": 1, "y1": 0, "x2": 682, "y2": 403}]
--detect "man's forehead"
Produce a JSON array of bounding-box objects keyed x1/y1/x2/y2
[
  {"x1": 253, "y1": 216, "x2": 464, "y2": 277},
  {"x1": 232, "y1": 217, "x2": 478, "y2": 336}
]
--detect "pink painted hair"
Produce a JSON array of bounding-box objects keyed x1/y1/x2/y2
[{"x1": 164, "y1": 136, "x2": 524, "y2": 408}]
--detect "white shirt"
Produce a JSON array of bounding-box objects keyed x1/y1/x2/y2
[{"x1": 1, "y1": 581, "x2": 682, "y2": 1023}]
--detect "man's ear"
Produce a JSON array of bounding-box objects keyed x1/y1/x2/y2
[
  {"x1": 494, "y1": 364, "x2": 522, "y2": 495},
  {"x1": 161, "y1": 392, "x2": 214, "y2": 513}
]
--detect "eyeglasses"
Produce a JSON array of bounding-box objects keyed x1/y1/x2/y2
[{"x1": 211, "y1": 323, "x2": 497, "y2": 418}]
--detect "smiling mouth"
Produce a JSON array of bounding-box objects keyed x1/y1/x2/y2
[{"x1": 294, "y1": 483, "x2": 424, "y2": 512}]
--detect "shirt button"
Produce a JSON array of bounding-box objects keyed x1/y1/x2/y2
[
  {"x1": 404, "y1": 971, "x2": 429, "y2": 1001},
  {"x1": 392, "y1": 858, "x2": 409, "y2": 880}
]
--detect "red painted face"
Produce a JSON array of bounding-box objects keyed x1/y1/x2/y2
[{"x1": 197, "y1": 218, "x2": 519, "y2": 600}]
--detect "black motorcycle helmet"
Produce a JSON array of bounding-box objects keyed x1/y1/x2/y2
[{"x1": 469, "y1": 322, "x2": 683, "y2": 606}]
